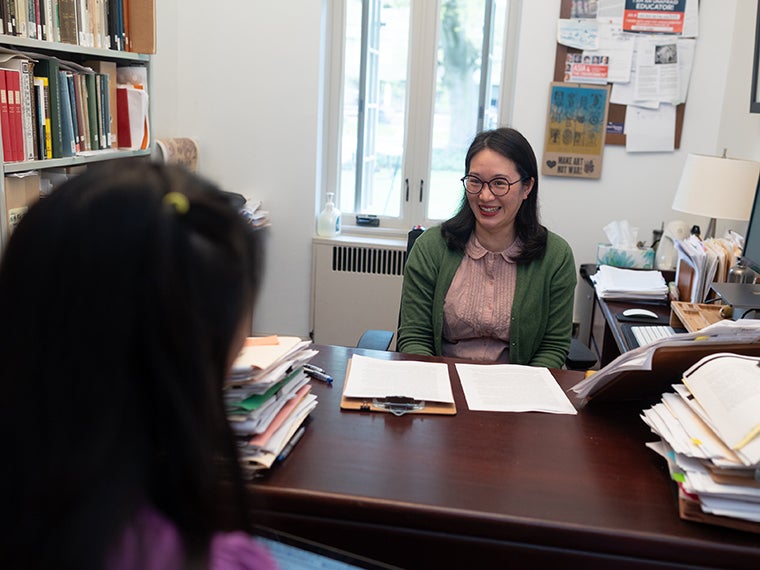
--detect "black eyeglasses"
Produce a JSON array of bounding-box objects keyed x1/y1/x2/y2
[{"x1": 461, "y1": 175, "x2": 526, "y2": 197}]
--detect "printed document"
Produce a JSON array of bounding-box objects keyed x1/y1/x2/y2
[
  {"x1": 343, "y1": 355, "x2": 454, "y2": 403},
  {"x1": 455, "y1": 364, "x2": 577, "y2": 414}
]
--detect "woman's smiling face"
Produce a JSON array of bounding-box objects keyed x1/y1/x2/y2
[{"x1": 465, "y1": 148, "x2": 533, "y2": 247}]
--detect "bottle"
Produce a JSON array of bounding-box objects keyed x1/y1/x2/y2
[
  {"x1": 317, "y1": 192, "x2": 341, "y2": 237},
  {"x1": 727, "y1": 260, "x2": 757, "y2": 284}
]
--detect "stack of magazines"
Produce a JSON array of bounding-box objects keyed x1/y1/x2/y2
[
  {"x1": 641, "y1": 352, "x2": 760, "y2": 533},
  {"x1": 225, "y1": 335, "x2": 319, "y2": 478}
]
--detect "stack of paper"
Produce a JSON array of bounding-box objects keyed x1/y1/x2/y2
[
  {"x1": 641, "y1": 352, "x2": 760, "y2": 532},
  {"x1": 591, "y1": 264, "x2": 669, "y2": 300},
  {"x1": 225, "y1": 335, "x2": 319, "y2": 477}
]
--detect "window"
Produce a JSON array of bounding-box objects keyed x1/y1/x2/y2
[{"x1": 324, "y1": 0, "x2": 518, "y2": 233}]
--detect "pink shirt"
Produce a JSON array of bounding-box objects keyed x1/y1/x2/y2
[
  {"x1": 441, "y1": 235, "x2": 520, "y2": 362},
  {"x1": 109, "y1": 505, "x2": 278, "y2": 570}
]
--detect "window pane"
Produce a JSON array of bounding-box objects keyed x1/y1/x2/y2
[
  {"x1": 427, "y1": 0, "x2": 507, "y2": 221},
  {"x1": 340, "y1": 0, "x2": 410, "y2": 218}
]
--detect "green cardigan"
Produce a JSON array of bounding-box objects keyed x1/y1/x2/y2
[{"x1": 397, "y1": 226, "x2": 577, "y2": 368}]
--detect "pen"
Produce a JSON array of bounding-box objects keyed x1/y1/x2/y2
[
  {"x1": 305, "y1": 369, "x2": 333, "y2": 384},
  {"x1": 276, "y1": 425, "x2": 307, "y2": 463},
  {"x1": 303, "y1": 363, "x2": 327, "y2": 375}
]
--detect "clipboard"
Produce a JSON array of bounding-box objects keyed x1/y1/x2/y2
[{"x1": 339, "y1": 358, "x2": 457, "y2": 416}]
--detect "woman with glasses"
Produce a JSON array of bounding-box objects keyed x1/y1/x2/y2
[{"x1": 397, "y1": 127, "x2": 576, "y2": 368}]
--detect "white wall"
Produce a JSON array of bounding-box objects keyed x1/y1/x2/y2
[{"x1": 151, "y1": 0, "x2": 760, "y2": 339}]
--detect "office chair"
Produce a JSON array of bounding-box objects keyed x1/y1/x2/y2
[{"x1": 356, "y1": 228, "x2": 597, "y2": 370}]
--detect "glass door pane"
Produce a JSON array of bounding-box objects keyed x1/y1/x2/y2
[
  {"x1": 340, "y1": 0, "x2": 411, "y2": 218},
  {"x1": 426, "y1": 0, "x2": 507, "y2": 222}
]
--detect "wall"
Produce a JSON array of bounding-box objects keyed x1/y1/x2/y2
[
  {"x1": 151, "y1": 0, "x2": 760, "y2": 339},
  {"x1": 151, "y1": 0, "x2": 325, "y2": 336}
]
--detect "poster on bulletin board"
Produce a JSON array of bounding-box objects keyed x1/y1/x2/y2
[{"x1": 542, "y1": 82, "x2": 611, "y2": 179}]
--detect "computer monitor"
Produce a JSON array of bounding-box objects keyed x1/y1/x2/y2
[{"x1": 741, "y1": 175, "x2": 760, "y2": 275}]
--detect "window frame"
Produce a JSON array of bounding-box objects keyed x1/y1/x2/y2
[{"x1": 321, "y1": 0, "x2": 523, "y2": 238}]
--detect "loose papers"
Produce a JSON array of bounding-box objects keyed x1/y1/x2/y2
[{"x1": 456, "y1": 364, "x2": 577, "y2": 415}]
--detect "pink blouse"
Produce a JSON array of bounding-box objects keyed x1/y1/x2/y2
[
  {"x1": 441, "y1": 235, "x2": 520, "y2": 362},
  {"x1": 109, "y1": 505, "x2": 278, "y2": 570}
]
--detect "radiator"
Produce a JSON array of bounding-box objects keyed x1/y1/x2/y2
[{"x1": 311, "y1": 236, "x2": 407, "y2": 347}]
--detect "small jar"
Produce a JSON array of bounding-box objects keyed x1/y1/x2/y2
[{"x1": 727, "y1": 260, "x2": 757, "y2": 284}]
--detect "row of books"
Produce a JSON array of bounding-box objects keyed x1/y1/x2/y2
[
  {"x1": 0, "y1": 46, "x2": 149, "y2": 163},
  {"x1": 0, "y1": 0, "x2": 155, "y2": 53},
  {"x1": 225, "y1": 336, "x2": 319, "y2": 478},
  {"x1": 641, "y1": 352, "x2": 760, "y2": 533}
]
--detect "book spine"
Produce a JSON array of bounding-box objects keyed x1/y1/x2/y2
[
  {"x1": 15, "y1": 0, "x2": 27, "y2": 38},
  {"x1": 17, "y1": 60, "x2": 35, "y2": 161},
  {"x1": 58, "y1": 0, "x2": 76, "y2": 44},
  {"x1": 0, "y1": 71, "x2": 11, "y2": 163},
  {"x1": 8, "y1": 70, "x2": 23, "y2": 162},
  {"x1": 35, "y1": 0, "x2": 42, "y2": 40},
  {"x1": 94, "y1": 73, "x2": 104, "y2": 148},
  {"x1": 85, "y1": 73, "x2": 97, "y2": 150},
  {"x1": 6, "y1": 0, "x2": 16, "y2": 35},
  {"x1": 27, "y1": 61, "x2": 38, "y2": 160},
  {"x1": 76, "y1": 73, "x2": 87, "y2": 150},
  {"x1": 34, "y1": 76, "x2": 52, "y2": 159},
  {"x1": 66, "y1": 72, "x2": 79, "y2": 152},
  {"x1": 36, "y1": 61, "x2": 62, "y2": 158},
  {"x1": 57, "y1": 70, "x2": 74, "y2": 156}
]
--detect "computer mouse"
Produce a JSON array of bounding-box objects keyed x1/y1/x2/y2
[{"x1": 623, "y1": 308, "x2": 659, "y2": 319}]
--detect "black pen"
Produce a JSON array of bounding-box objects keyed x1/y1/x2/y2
[
  {"x1": 276, "y1": 425, "x2": 307, "y2": 463},
  {"x1": 304, "y1": 363, "x2": 327, "y2": 375},
  {"x1": 305, "y1": 368, "x2": 333, "y2": 384}
]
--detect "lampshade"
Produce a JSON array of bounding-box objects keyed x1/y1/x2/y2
[{"x1": 672, "y1": 153, "x2": 760, "y2": 225}]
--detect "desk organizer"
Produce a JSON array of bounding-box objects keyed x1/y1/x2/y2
[{"x1": 669, "y1": 301, "x2": 725, "y2": 332}]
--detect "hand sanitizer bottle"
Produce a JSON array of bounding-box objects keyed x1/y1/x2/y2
[{"x1": 317, "y1": 192, "x2": 341, "y2": 237}]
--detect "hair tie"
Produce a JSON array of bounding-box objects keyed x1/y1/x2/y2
[{"x1": 163, "y1": 192, "x2": 190, "y2": 215}]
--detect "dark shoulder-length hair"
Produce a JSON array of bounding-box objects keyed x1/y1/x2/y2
[
  {"x1": 0, "y1": 161, "x2": 265, "y2": 569},
  {"x1": 441, "y1": 127, "x2": 547, "y2": 262}
]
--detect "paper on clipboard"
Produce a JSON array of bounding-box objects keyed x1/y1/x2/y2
[{"x1": 340, "y1": 355, "x2": 456, "y2": 415}]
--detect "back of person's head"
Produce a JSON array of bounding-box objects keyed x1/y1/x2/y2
[
  {"x1": 0, "y1": 161, "x2": 265, "y2": 569},
  {"x1": 443, "y1": 127, "x2": 546, "y2": 260}
]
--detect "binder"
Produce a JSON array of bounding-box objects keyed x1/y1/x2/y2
[{"x1": 339, "y1": 358, "x2": 457, "y2": 416}]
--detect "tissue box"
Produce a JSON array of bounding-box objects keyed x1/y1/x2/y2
[{"x1": 596, "y1": 244, "x2": 654, "y2": 269}]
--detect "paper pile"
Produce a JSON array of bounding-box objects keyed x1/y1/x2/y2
[
  {"x1": 642, "y1": 352, "x2": 760, "y2": 532},
  {"x1": 225, "y1": 335, "x2": 319, "y2": 477},
  {"x1": 591, "y1": 264, "x2": 669, "y2": 301}
]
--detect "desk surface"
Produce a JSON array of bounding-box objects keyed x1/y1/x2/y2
[{"x1": 247, "y1": 345, "x2": 759, "y2": 569}]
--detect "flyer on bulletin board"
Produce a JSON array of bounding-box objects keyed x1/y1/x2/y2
[
  {"x1": 623, "y1": 0, "x2": 686, "y2": 35},
  {"x1": 542, "y1": 82, "x2": 610, "y2": 179}
]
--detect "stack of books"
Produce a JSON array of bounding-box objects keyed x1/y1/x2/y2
[
  {"x1": 225, "y1": 335, "x2": 319, "y2": 478},
  {"x1": 590, "y1": 265, "x2": 669, "y2": 301},
  {"x1": 641, "y1": 352, "x2": 760, "y2": 533}
]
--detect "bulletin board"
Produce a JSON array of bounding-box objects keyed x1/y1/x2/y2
[{"x1": 553, "y1": 0, "x2": 687, "y2": 148}]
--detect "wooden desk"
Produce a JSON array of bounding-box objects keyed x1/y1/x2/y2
[
  {"x1": 591, "y1": 296, "x2": 672, "y2": 366},
  {"x1": 581, "y1": 264, "x2": 676, "y2": 367},
  {"x1": 246, "y1": 345, "x2": 760, "y2": 569}
]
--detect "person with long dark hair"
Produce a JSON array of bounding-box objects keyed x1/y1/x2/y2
[
  {"x1": 397, "y1": 127, "x2": 576, "y2": 368},
  {"x1": 0, "y1": 162, "x2": 276, "y2": 569}
]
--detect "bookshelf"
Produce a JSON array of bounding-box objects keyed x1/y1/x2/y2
[{"x1": 0, "y1": 3, "x2": 154, "y2": 251}]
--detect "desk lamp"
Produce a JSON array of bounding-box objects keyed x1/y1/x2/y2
[{"x1": 671, "y1": 152, "x2": 760, "y2": 239}]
